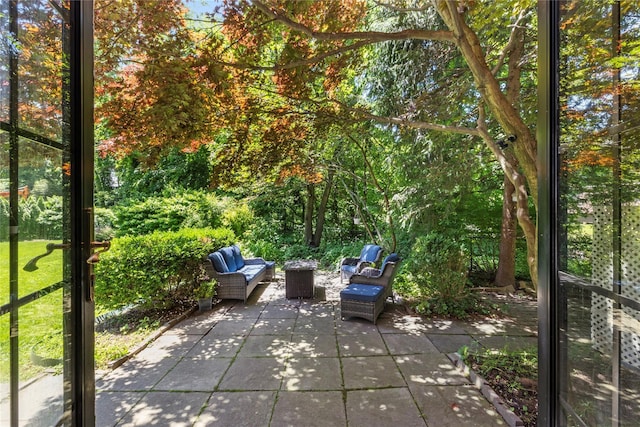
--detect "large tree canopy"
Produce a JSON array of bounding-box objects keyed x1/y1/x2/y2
[{"x1": 95, "y1": 0, "x2": 541, "y2": 286}]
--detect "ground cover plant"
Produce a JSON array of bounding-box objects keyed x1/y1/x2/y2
[
  {"x1": 461, "y1": 345, "x2": 538, "y2": 427},
  {"x1": 94, "y1": 300, "x2": 195, "y2": 369}
]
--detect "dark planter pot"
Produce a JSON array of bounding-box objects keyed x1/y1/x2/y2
[{"x1": 198, "y1": 298, "x2": 212, "y2": 312}]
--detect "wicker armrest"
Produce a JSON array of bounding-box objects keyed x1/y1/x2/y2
[
  {"x1": 357, "y1": 266, "x2": 381, "y2": 278},
  {"x1": 340, "y1": 257, "x2": 359, "y2": 266},
  {"x1": 244, "y1": 257, "x2": 266, "y2": 265},
  {"x1": 356, "y1": 261, "x2": 375, "y2": 273}
]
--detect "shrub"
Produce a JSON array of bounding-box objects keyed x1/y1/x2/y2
[
  {"x1": 0, "y1": 195, "x2": 63, "y2": 241},
  {"x1": 95, "y1": 207, "x2": 117, "y2": 241},
  {"x1": 222, "y1": 203, "x2": 254, "y2": 238},
  {"x1": 94, "y1": 227, "x2": 235, "y2": 310},
  {"x1": 114, "y1": 192, "x2": 223, "y2": 236},
  {"x1": 395, "y1": 232, "x2": 486, "y2": 319}
]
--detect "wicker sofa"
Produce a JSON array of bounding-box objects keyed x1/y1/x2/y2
[{"x1": 205, "y1": 245, "x2": 275, "y2": 303}]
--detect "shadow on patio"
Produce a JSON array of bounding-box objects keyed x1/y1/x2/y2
[{"x1": 95, "y1": 271, "x2": 537, "y2": 427}]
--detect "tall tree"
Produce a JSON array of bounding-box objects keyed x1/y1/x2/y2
[
  {"x1": 215, "y1": 0, "x2": 540, "y2": 286},
  {"x1": 94, "y1": 0, "x2": 540, "y2": 283}
]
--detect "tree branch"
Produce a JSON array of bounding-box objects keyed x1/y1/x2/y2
[
  {"x1": 213, "y1": 39, "x2": 374, "y2": 71},
  {"x1": 490, "y1": 10, "x2": 530, "y2": 76},
  {"x1": 253, "y1": 1, "x2": 454, "y2": 43},
  {"x1": 372, "y1": 1, "x2": 433, "y2": 13},
  {"x1": 348, "y1": 106, "x2": 481, "y2": 136}
]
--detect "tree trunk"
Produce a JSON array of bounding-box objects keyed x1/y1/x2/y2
[
  {"x1": 495, "y1": 18, "x2": 524, "y2": 288},
  {"x1": 436, "y1": 1, "x2": 538, "y2": 289},
  {"x1": 311, "y1": 169, "x2": 334, "y2": 247},
  {"x1": 304, "y1": 183, "x2": 315, "y2": 245},
  {"x1": 495, "y1": 176, "x2": 517, "y2": 287}
]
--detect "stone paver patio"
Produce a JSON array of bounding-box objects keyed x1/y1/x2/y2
[{"x1": 95, "y1": 270, "x2": 537, "y2": 426}]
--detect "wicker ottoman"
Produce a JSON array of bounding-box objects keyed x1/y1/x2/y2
[{"x1": 340, "y1": 284, "x2": 385, "y2": 324}]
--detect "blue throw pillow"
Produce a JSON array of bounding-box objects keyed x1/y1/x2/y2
[
  {"x1": 381, "y1": 253, "x2": 400, "y2": 268},
  {"x1": 208, "y1": 252, "x2": 229, "y2": 273},
  {"x1": 361, "y1": 244, "x2": 381, "y2": 262},
  {"x1": 219, "y1": 246, "x2": 238, "y2": 272},
  {"x1": 231, "y1": 245, "x2": 245, "y2": 269}
]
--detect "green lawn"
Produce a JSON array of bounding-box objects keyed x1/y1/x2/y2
[{"x1": 0, "y1": 241, "x2": 64, "y2": 381}]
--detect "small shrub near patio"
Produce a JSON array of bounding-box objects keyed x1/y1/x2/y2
[
  {"x1": 395, "y1": 232, "x2": 487, "y2": 319},
  {"x1": 95, "y1": 227, "x2": 235, "y2": 310}
]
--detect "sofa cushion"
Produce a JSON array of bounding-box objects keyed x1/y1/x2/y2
[
  {"x1": 239, "y1": 264, "x2": 266, "y2": 283},
  {"x1": 208, "y1": 252, "x2": 229, "y2": 273},
  {"x1": 220, "y1": 246, "x2": 238, "y2": 272},
  {"x1": 360, "y1": 245, "x2": 382, "y2": 262},
  {"x1": 340, "y1": 284, "x2": 384, "y2": 302},
  {"x1": 231, "y1": 245, "x2": 245, "y2": 269}
]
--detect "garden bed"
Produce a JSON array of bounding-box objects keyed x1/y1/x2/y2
[{"x1": 95, "y1": 298, "x2": 201, "y2": 370}]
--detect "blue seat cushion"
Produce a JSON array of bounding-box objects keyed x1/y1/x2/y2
[
  {"x1": 340, "y1": 284, "x2": 384, "y2": 302},
  {"x1": 239, "y1": 264, "x2": 266, "y2": 283},
  {"x1": 231, "y1": 245, "x2": 245, "y2": 269},
  {"x1": 208, "y1": 252, "x2": 229, "y2": 273},
  {"x1": 219, "y1": 246, "x2": 238, "y2": 272},
  {"x1": 360, "y1": 245, "x2": 382, "y2": 262}
]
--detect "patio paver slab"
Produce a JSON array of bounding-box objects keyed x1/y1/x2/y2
[
  {"x1": 289, "y1": 334, "x2": 339, "y2": 358},
  {"x1": 184, "y1": 335, "x2": 244, "y2": 359},
  {"x1": 409, "y1": 384, "x2": 507, "y2": 426},
  {"x1": 395, "y1": 353, "x2": 470, "y2": 386},
  {"x1": 115, "y1": 391, "x2": 209, "y2": 427},
  {"x1": 337, "y1": 333, "x2": 388, "y2": 357},
  {"x1": 294, "y1": 315, "x2": 336, "y2": 335},
  {"x1": 237, "y1": 334, "x2": 292, "y2": 358},
  {"x1": 382, "y1": 333, "x2": 440, "y2": 355},
  {"x1": 282, "y1": 357, "x2": 343, "y2": 390},
  {"x1": 474, "y1": 335, "x2": 538, "y2": 352},
  {"x1": 426, "y1": 333, "x2": 479, "y2": 353},
  {"x1": 194, "y1": 391, "x2": 276, "y2": 427},
  {"x1": 208, "y1": 318, "x2": 257, "y2": 336},
  {"x1": 153, "y1": 357, "x2": 231, "y2": 391},
  {"x1": 218, "y1": 357, "x2": 285, "y2": 391},
  {"x1": 250, "y1": 316, "x2": 297, "y2": 335},
  {"x1": 260, "y1": 304, "x2": 300, "y2": 318},
  {"x1": 342, "y1": 356, "x2": 405, "y2": 389},
  {"x1": 95, "y1": 391, "x2": 143, "y2": 427},
  {"x1": 96, "y1": 357, "x2": 178, "y2": 391},
  {"x1": 271, "y1": 391, "x2": 347, "y2": 427},
  {"x1": 346, "y1": 388, "x2": 426, "y2": 427}
]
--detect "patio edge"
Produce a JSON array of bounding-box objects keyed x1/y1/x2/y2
[{"x1": 447, "y1": 352, "x2": 525, "y2": 427}]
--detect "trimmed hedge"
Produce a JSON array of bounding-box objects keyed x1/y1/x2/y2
[{"x1": 94, "y1": 227, "x2": 235, "y2": 310}]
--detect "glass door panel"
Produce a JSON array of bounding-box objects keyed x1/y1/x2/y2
[
  {"x1": 1, "y1": 1, "x2": 94, "y2": 425},
  {"x1": 558, "y1": 0, "x2": 640, "y2": 425}
]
